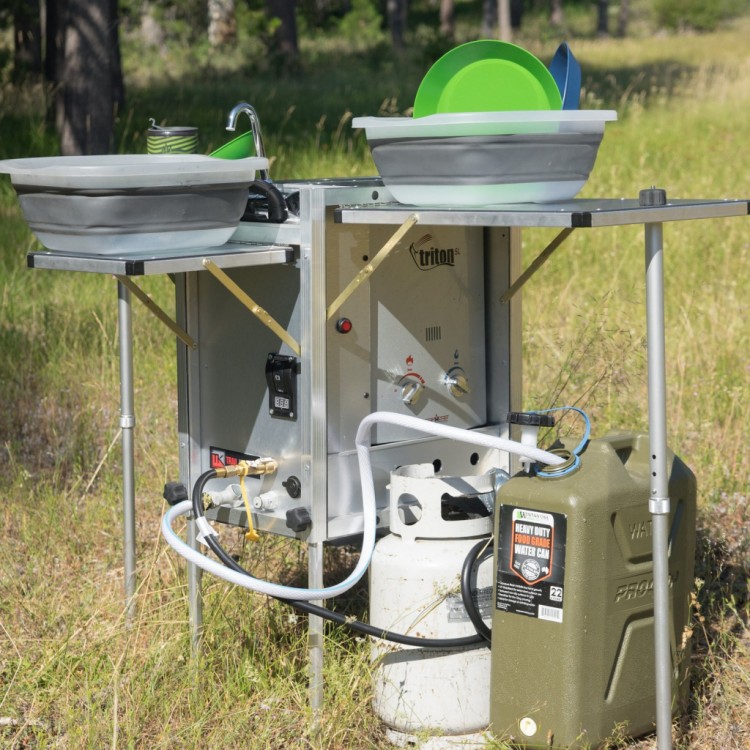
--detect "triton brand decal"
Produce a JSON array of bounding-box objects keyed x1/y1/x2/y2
[{"x1": 409, "y1": 233, "x2": 459, "y2": 271}]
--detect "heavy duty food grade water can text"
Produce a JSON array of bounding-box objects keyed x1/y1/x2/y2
[{"x1": 490, "y1": 432, "x2": 696, "y2": 748}]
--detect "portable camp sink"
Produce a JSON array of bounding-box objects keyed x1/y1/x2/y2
[{"x1": 15, "y1": 179, "x2": 750, "y2": 750}]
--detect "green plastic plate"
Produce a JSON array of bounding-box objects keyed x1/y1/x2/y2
[{"x1": 413, "y1": 40, "x2": 562, "y2": 118}]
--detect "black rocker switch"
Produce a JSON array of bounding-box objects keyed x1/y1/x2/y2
[{"x1": 265, "y1": 353, "x2": 298, "y2": 420}]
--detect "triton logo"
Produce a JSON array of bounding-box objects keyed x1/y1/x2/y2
[{"x1": 409, "y1": 233, "x2": 459, "y2": 271}]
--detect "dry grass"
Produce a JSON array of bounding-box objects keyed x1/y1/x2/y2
[{"x1": 1, "y1": 12, "x2": 749, "y2": 750}]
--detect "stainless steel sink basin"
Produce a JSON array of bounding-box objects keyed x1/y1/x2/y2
[{"x1": 0, "y1": 154, "x2": 269, "y2": 255}]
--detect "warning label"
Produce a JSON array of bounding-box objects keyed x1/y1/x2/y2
[
  {"x1": 495, "y1": 506, "x2": 567, "y2": 622},
  {"x1": 447, "y1": 586, "x2": 493, "y2": 623},
  {"x1": 210, "y1": 446, "x2": 259, "y2": 470}
]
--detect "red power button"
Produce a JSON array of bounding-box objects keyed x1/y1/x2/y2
[{"x1": 336, "y1": 317, "x2": 353, "y2": 334}]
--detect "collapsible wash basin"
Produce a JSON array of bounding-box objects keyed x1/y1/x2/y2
[
  {"x1": 353, "y1": 110, "x2": 617, "y2": 206},
  {"x1": 0, "y1": 154, "x2": 268, "y2": 254}
]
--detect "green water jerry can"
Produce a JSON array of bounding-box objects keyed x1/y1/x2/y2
[{"x1": 490, "y1": 432, "x2": 696, "y2": 748}]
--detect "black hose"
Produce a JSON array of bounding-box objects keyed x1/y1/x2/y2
[
  {"x1": 190, "y1": 469, "x2": 484, "y2": 650},
  {"x1": 461, "y1": 538, "x2": 494, "y2": 644}
]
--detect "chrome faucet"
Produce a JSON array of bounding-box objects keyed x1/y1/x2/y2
[{"x1": 226, "y1": 102, "x2": 269, "y2": 180}]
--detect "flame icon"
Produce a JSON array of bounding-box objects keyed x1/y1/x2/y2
[{"x1": 406, "y1": 355, "x2": 414, "y2": 367}]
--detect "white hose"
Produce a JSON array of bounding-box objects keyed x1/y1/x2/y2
[{"x1": 161, "y1": 411, "x2": 565, "y2": 600}]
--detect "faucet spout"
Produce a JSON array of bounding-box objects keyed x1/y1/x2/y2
[{"x1": 225, "y1": 102, "x2": 268, "y2": 180}]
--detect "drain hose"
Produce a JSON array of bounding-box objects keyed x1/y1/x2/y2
[
  {"x1": 184, "y1": 468, "x2": 486, "y2": 648},
  {"x1": 161, "y1": 411, "x2": 565, "y2": 601}
]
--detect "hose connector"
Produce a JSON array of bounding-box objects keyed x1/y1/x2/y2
[{"x1": 214, "y1": 457, "x2": 278, "y2": 478}]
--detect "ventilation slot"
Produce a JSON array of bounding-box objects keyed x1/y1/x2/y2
[{"x1": 425, "y1": 325, "x2": 442, "y2": 342}]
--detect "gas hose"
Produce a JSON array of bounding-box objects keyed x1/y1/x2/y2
[{"x1": 189, "y1": 468, "x2": 486, "y2": 650}]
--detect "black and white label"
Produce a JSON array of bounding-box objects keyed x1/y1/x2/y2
[
  {"x1": 495, "y1": 505, "x2": 567, "y2": 622},
  {"x1": 447, "y1": 585, "x2": 493, "y2": 622}
]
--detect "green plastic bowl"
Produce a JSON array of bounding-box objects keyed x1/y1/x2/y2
[
  {"x1": 414, "y1": 40, "x2": 562, "y2": 118},
  {"x1": 210, "y1": 131, "x2": 255, "y2": 159}
]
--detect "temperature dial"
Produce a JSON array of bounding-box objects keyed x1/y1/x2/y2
[
  {"x1": 444, "y1": 367, "x2": 470, "y2": 399},
  {"x1": 400, "y1": 378, "x2": 425, "y2": 406}
]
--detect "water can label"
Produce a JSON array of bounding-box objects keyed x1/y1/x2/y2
[{"x1": 495, "y1": 505, "x2": 567, "y2": 622}]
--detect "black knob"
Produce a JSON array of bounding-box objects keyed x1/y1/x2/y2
[
  {"x1": 163, "y1": 481, "x2": 188, "y2": 506},
  {"x1": 286, "y1": 507, "x2": 312, "y2": 533},
  {"x1": 507, "y1": 411, "x2": 555, "y2": 428},
  {"x1": 282, "y1": 475, "x2": 302, "y2": 499},
  {"x1": 639, "y1": 187, "x2": 667, "y2": 207}
]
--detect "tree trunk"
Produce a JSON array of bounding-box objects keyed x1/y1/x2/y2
[
  {"x1": 481, "y1": 0, "x2": 496, "y2": 37},
  {"x1": 617, "y1": 0, "x2": 629, "y2": 37},
  {"x1": 208, "y1": 0, "x2": 237, "y2": 46},
  {"x1": 386, "y1": 0, "x2": 407, "y2": 52},
  {"x1": 498, "y1": 0, "x2": 511, "y2": 41},
  {"x1": 510, "y1": 0, "x2": 523, "y2": 28},
  {"x1": 483, "y1": 0, "x2": 521, "y2": 35},
  {"x1": 439, "y1": 0, "x2": 454, "y2": 40},
  {"x1": 13, "y1": 0, "x2": 43, "y2": 77},
  {"x1": 266, "y1": 0, "x2": 298, "y2": 62},
  {"x1": 596, "y1": 0, "x2": 609, "y2": 36},
  {"x1": 550, "y1": 0, "x2": 564, "y2": 28},
  {"x1": 110, "y1": 0, "x2": 125, "y2": 115},
  {"x1": 56, "y1": 0, "x2": 120, "y2": 155},
  {"x1": 45, "y1": 0, "x2": 65, "y2": 84}
]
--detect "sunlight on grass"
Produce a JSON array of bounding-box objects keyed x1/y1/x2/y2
[{"x1": 1, "y1": 12, "x2": 749, "y2": 749}]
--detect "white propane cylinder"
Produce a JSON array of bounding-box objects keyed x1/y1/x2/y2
[{"x1": 370, "y1": 463, "x2": 498, "y2": 747}]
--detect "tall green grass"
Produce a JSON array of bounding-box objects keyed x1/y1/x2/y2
[{"x1": 1, "y1": 15, "x2": 749, "y2": 750}]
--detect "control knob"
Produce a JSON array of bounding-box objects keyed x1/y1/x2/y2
[
  {"x1": 445, "y1": 367, "x2": 470, "y2": 399},
  {"x1": 399, "y1": 377, "x2": 425, "y2": 406}
]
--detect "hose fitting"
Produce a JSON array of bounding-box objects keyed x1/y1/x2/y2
[{"x1": 214, "y1": 457, "x2": 278, "y2": 478}]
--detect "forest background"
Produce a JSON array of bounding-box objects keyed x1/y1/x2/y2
[{"x1": 0, "y1": 0, "x2": 749, "y2": 748}]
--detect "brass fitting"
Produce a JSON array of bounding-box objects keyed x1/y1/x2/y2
[{"x1": 214, "y1": 457, "x2": 278, "y2": 479}]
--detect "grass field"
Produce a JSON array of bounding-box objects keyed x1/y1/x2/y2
[{"x1": 1, "y1": 8, "x2": 749, "y2": 749}]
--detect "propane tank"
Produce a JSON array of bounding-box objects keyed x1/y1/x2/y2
[
  {"x1": 490, "y1": 432, "x2": 696, "y2": 748},
  {"x1": 370, "y1": 463, "x2": 501, "y2": 748}
]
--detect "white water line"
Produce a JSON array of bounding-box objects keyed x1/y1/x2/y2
[{"x1": 161, "y1": 411, "x2": 566, "y2": 600}]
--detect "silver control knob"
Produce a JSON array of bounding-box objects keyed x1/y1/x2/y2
[
  {"x1": 445, "y1": 369, "x2": 470, "y2": 399},
  {"x1": 400, "y1": 379, "x2": 425, "y2": 406}
]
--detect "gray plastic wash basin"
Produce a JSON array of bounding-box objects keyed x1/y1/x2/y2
[{"x1": 0, "y1": 154, "x2": 269, "y2": 255}]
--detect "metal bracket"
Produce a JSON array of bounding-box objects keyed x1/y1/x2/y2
[
  {"x1": 202, "y1": 258, "x2": 301, "y2": 356},
  {"x1": 500, "y1": 227, "x2": 575, "y2": 304},
  {"x1": 115, "y1": 275, "x2": 198, "y2": 350},
  {"x1": 326, "y1": 212, "x2": 419, "y2": 321}
]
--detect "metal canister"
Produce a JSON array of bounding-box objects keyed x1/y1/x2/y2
[
  {"x1": 146, "y1": 119, "x2": 198, "y2": 154},
  {"x1": 370, "y1": 464, "x2": 495, "y2": 746}
]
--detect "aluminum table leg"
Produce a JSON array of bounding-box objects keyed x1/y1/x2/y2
[
  {"x1": 117, "y1": 281, "x2": 137, "y2": 622},
  {"x1": 644, "y1": 219, "x2": 674, "y2": 750}
]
